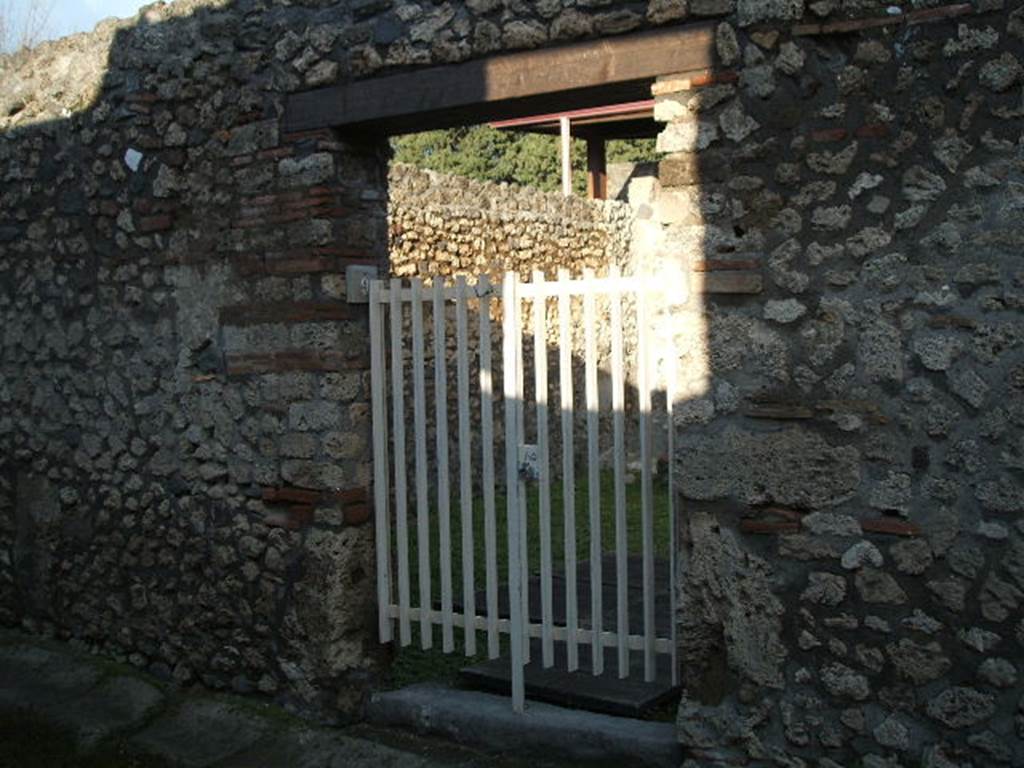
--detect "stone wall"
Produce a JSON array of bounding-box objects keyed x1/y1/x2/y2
[
  {"x1": 0, "y1": 0, "x2": 1022, "y2": 764},
  {"x1": 0, "y1": 0, "x2": 695, "y2": 721},
  {"x1": 389, "y1": 162, "x2": 634, "y2": 281},
  {"x1": 645, "y1": 4, "x2": 1024, "y2": 767}
]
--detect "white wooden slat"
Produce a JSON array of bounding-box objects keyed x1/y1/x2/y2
[
  {"x1": 502, "y1": 272, "x2": 526, "y2": 713},
  {"x1": 609, "y1": 265, "x2": 629, "y2": 680},
  {"x1": 411, "y1": 278, "x2": 433, "y2": 650},
  {"x1": 387, "y1": 606, "x2": 674, "y2": 654},
  {"x1": 666, "y1": 322, "x2": 679, "y2": 687},
  {"x1": 516, "y1": 278, "x2": 530, "y2": 666},
  {"x1": 637, "y1": 284, "x2": 656, "y2": 682},
  {"x1": 532, "y1": 271, "x2": 554, "y2": 668},
  {"x1": 557, "y1": 268, "x2": 578, "y2": 673},
  {"x1": 478, "y1": 277, "x2": 500, "y2": 660},
  {"x1": 370, "y1": 281, "x2": 393, "y2": 643},
  {"x1": 455, "y1": 276, "x2": 477, "y2": 657},
  {"x1": 389, "y1": 278, "x2": 412, "y2": 647},
  {"x1": 582, "y1": 267, "x2": 603, "y2": 676},
  {"x1": 433, "y1": 279, "x2": 454, "y2": 653}
]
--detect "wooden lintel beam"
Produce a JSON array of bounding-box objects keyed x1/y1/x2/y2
[{"x1": 284, "y1": 22, "x2": 717, "y2": 134}]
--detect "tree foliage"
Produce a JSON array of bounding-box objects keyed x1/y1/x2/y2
[{"x1": 391, "y1": 125, "x2": 659, "y2": 195}]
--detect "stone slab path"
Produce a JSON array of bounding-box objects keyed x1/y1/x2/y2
[{"x1": 0, "y1": 629, "x2": 578, "y2": 768}]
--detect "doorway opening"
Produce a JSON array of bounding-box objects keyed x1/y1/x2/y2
[
  {"x1": 282, "y1": 21, "x2": 720, "y2": 719},
  {"x1": 376, "y1": 108, "x2": 676, "y2": 719}
]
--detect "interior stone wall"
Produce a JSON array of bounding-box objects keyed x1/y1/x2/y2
[{"x1": 389, "y1": 162, "x2": 634, "y2": 282}]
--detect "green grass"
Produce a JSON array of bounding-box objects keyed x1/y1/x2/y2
[
  {"x1": 384, "y1": 468, "x2": 672, "y2": 689},
  {"x1": 0, "y1": 709, "x2": 169, "y2": 768}
]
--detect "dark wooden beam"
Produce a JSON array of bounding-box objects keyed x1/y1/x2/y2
[
  {"x1": 284, "y1": 23, "x2": 716, "y2": 135},
  {"x1": 587, "y1": 138, "x2": 607, "y2": 201}
]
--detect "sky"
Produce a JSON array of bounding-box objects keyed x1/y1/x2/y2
[
  {"x1": 5, "y1": 0, "x2": 161, "y2": 45},
  {"x1": 52, "y1": 0, "x2": 160, "y2": 39}
]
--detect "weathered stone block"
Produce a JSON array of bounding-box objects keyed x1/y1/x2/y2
[
  {"x1": 927, "y1": 687, "x2": 996, "y2": 729},
  {"x1": 225, "y1": 120, "x2": 279, "y2": 157},
  {"x1": 675, "y1": 426, "x2": 860, "y2": 509},
  {"x1": 699, "y1": 271, "x2": 763, "y2": 294},
  {"x1": 855, "y1": 568, "x2": 907, "y2": 604},
  {"x1": 736, "y1": 0, "x2": 803, "y2": 27},
  {"x1": 279, "y1": 154, "x2": 335, "y2": 188},
  {"x1": 820, "y1": 663, "x2": 869, "y2": 700}
]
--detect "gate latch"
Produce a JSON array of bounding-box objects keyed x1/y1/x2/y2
[{"x1": 517, "y1": 444, "x2": 540, "y2": 482}]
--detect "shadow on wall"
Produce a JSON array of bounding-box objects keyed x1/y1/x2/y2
[{"x1": 0, "y1": 0, "x2": 393, "y2": 719}]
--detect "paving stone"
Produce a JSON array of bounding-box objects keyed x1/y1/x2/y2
[
  {"x1": 130, "y1": 701, "x2": 268, "y2": 767},
  {"x1": 216, "y1": 728, "x2": 435, "y2": 768},
  {"x1": 63, "y1": 676, "x2": 165, "y2": 748}
]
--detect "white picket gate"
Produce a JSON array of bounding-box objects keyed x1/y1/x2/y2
[{"x1": 370, "y1": 269, "x2": 677, "y2": 713}]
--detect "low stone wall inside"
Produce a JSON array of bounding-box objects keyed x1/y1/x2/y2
[{"x1": 388, "y1": 162, "x2": 635, "y2": 281}]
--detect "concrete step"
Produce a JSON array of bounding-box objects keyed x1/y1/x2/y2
[{"x1": 366, "y1": 683, "x2": 682, "y2": 768}]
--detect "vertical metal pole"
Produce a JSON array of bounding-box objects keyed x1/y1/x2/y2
[
  {"x1": 560, "y1": 116, "x2": 572, "y2": 198},
  {"x1": 610, "y1": 267, "x2": 628, "y2": 679},
  {"x1": 390, "y1": 279, "x2": 412, "y2": 647},
  {"x1": 557, "y1": 270, "x2": 578, "y2": 672},
  {"x1": 503, "y1": 272, "x2": 526, "y2": 713},
  {"x1": 517, "y1": 276, "x2": 529, "y2": 665},
  {"x1": 455, "y1": 277, "x2": 477, "y2": 657},
  {"x1": 411, "y1": 279, "x2": 432, "y2": 649},
  {"x1": 586, "y1": 138, "x2": 607, "y2": 200},
  {"x1": 583, "y1": 268, "x2": 603, "y2": 676},
  {"x1": 434, "y1": 280, "x2": 454, "y2": 653},
  {"x1": 479, "y1": 277, "x2": 500, "y2": 660},
  {"x1": 638, "y1": 286, "x2": 656, "y2": 682},
  {"x1": 533, "y1": 271, "x2": 554, "y2": 669}
]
